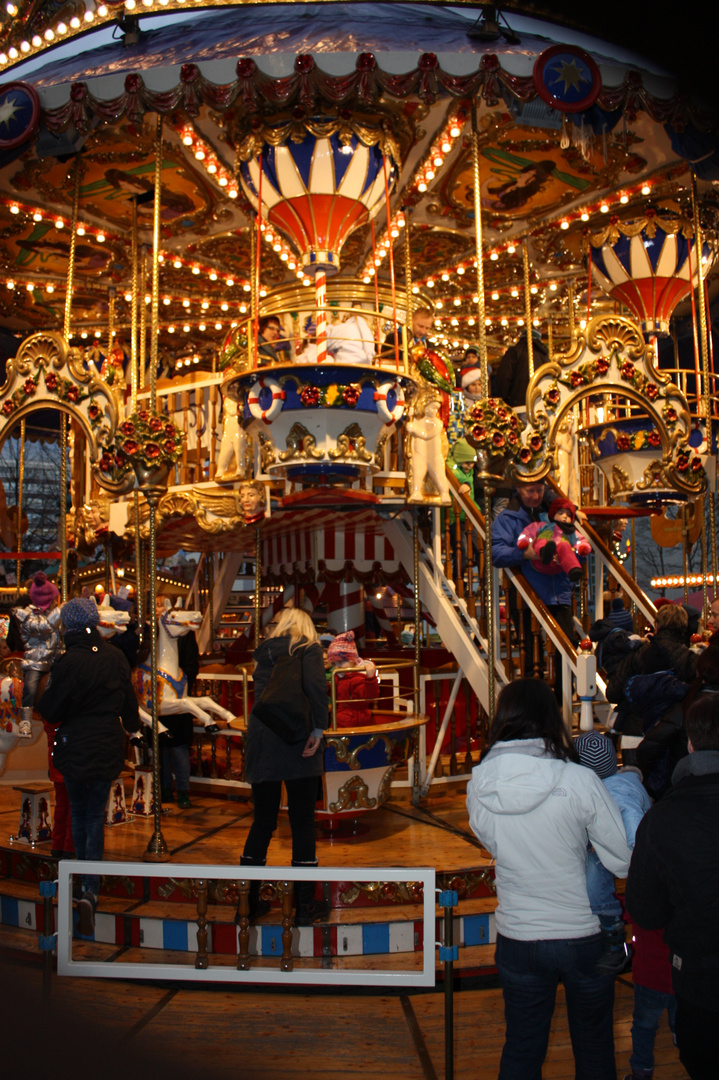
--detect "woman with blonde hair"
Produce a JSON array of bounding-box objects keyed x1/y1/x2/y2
[{"x1": 241, "y1": 606, "x2": 329, "y2": 925}]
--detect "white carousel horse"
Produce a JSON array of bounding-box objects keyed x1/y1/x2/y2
[{"x1": 132, "y1": 599, "x2": 235, "y2": 731}]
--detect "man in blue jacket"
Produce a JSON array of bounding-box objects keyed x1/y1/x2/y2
[{"x1": 492, "y1": 481, "x2": 579, "y2": 681}]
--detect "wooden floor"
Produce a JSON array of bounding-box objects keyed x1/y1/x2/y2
[{"x1": 1, "y1": 942, "x2": 687, "y2": 1080}]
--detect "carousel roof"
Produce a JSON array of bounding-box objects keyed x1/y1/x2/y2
[{"x1": 0, "y1": 1, "x2": 716, "y2": 371}]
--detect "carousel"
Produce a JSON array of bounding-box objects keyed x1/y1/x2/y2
[{"x1": 0, "y1": 1, "x2": 716, "y2": 975}]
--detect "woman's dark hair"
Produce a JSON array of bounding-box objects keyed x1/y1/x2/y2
[
  {"x1": 485, "y1": 678, "x2": 579, "y2": 762},
  {"x1": 686, "y1": 693, "x2": 719, "y2": 752}
]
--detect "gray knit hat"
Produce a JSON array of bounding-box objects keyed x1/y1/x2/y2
[
  {"x1": 62, "y1": 597, "x2": 100, "y2": 632},
  {"x1": 574, "y1": 731, "x2": 617, "y2": 779}
]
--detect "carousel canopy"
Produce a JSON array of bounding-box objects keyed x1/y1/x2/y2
[{"x1": 0, "y1": 1, "x2": 715, "y2": 376}]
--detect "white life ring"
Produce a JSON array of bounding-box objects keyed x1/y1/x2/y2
[
  {"x1": 248, "y1": 376, "x2": 285, "y2": 424},
  {"x1": 374, "y1": 380, "x2": 405, "y2": 425}
]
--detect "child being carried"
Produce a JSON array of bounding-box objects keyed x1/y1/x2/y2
[{"x1": 517, "y1": 496, "x2": 591, "y2": 584}]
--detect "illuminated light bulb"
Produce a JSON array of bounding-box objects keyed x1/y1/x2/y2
[
  {"x1": 581, "y1": 212, "x2": 589, "y2": 221},
  {"x1": 198, "y1": 323, "x2": 205, "y2": 331},
  {"x1": 192, "y1": 265, "x2": 200, "y2": 275},
  {"x1": 560, "y1": 220, "x2": 569, "y2": 230},
  {"x1": 182, "y1": 134, "x2": 193, "y2": 146},
  {"x1": 207, "y1": 162, "x2": 217, "y2": 174},
  {"x1": 97, "y1": 4, "x2": 108, "y2": 14},
  {"x1": 221, "y1": 302, "x2": 228, "y2": 311},
  {"x1": 53, "y1": 218, "x2": 63, "y2": 229},
  {"x1": 243, "y1": 283, "x2": 251, "y2": 292},
  {"x1": 397, "y1": 216, "x2": 405, "y2": 228},
  {"x1": 457, "y1": 266, "x2": 465, "y2": 275},
  {"x1": 433, "y1": 155, "x2": 443, "y2": 167},
  {"x1": 76, "y1": 225, "x2": 85, "y2": 235},
  {"x1": 209, "y1": 271, "x2": 217, "y2": 281},
  {"x1": 44, "y1": 29, "x2": 54, "y2": 41},
  {"x1": 215, "y1": 322, "x2": 222, "y2": 330},
  {"x1": 239, "y1": 304, "x2": 247, "y2": 314},
  {"x1": 412, "y1": 285, "x2": 420, "y2": 294},
  {"x1": 442, "y1": 141, "x2": 452, "y2": 153},
  {"x1": 46, "y1": 284, "x2": 54, "y2": 293},
  {"x1": 81, "y1": 331, "x2": 87, "y2": 339},
  {"x1": 94, "y1": 330, "x2": 101, "y2": 338},
  {"x1": 0, "y1": 54, "x2": 7, "y2": 66},
  {"x1": 511, "y1": 288, "x2": 518, "y2": 297},
  {"x1": 32, "y1": 35, "x2": 42, "y2": 46},
  {"x1": 426, "y1": 279, "x2": 434, "y2": 288},
  {"x1": 194, "y1": 149, "x2": 205, "y2": 161},
  {"x1": 201, "y1": 301, "x2": 209, "y2": 310},
  {"x1": 435, "y1": 300, "x2": 443, "y2": 309},
  {"x1": 287, "y1": 261, "x2": 296, "y2": 271},
  {"x1": 183, "y1": 324, "x2": 190, "y2": 332},
  {"x1": 451, "y1": 318, "x2": 458, "y2": 326},
  {"x1": 70, "y1": 15, "x2": 81, "y2": 26},
  {"x1": 124, "y1": 292, "x2": 132, "y2": 302},
  {"x1": 6, "y1": 2, "x2": 17, "y2": 12},
  {"x1": 641, "y1": 184, "x2": 650, "y2": 195},
  {"x1": 417, "y1": 181, "x2": 427, "y2": 193},
  {"x1": 8, "y1": 46, "x2": 18, "y2": 58},
  {"x1": 518, "y1": 318, "x2": 524, "y2": 326},
  {"x1": 168, "y1": 325, "x2": 175, "y2": 333},
  {"x1": 264, "y1": 232, "x2": 273, "y2": 244},
  {"x1": 9, "y1": 204, "x2": 19, "y2": 214},
  {"x1": 182, "y1": 299, "x2": 190, "y2": 307},
  {"x1": 163, "y1": 296, "x2": 170, "y2": 305},
  {"x1": 441, "y1": 273, "x2": 449, "y2": 281},
  {"x1": 390, "y1": 227, "x2": 399, "y2": 238},
  {"x1": 363, "y1": 275, "x2": 371, "y2": 284},
  {"x1": 501, "y1": 318, "x2": 508, "y2": 326},
  {"x1": 259, "y1": 288, "x2": 266, "y2": 297},
  {"x1": 620, "y1": 194, "x2": 629, "y2": 204},
  {"x1": 550, "y1": 282, "x2": 558, "y2": 291},
  {"x1": 302, "y1": 278, "x2": 311, "y2": 287},
  {"x1": 280, "y1": 252, "x2": 288, "y2": 262},
  {"x1": 174, "y1": 258, "x2": 181, "y2": 268},
  {"x1": 600, "y1": 203, "x2": 609, "y2": 213},
  {"x1": 84, "y1": 8, "x2": 94, "y2": 21},
  {"x1": 507, "y1": 245, "x2": 516, "y2": 254},
  {"x1": 425, "y1": 169, "x2": 435, "y2": 181},
  {"x1": 450, "y1": 124, "x2": 461, "y2": 137},
  {"x1": 218, "y1": 176, "x2": 228, "y2": 187},
  {"x1": 96, "y1": 232, "x2": 105, "y2": 242},
  {"x1": 26, "y1": 282, "x2": 33, "y2": 291},
  {"x1": 491, "y1": 291, "x2": 499, "y2": 301},
  {"x1": 490, "y1": 252, "x2": 499, "y2": 261},
  {"x1": 580, "y1": 319, "x2": 587, "y2": 329},
  {"x1": 533, "y1": 318, "x2": 540, "y2": 326},
  {"x1": 228, "y1": 189, "x2": 238, "y2": 199},
  {"x1": 468, "y1": 317, "x2": 475, "y2": 327},
  {"x1": 57, "y1": 21, "x2": 68, "y2": 33},
  {"x1": 368, "y1": 267, "x2": 375, "y2": 276},
  {"x1": 21, "y1": 41, "x2": 30, "y2": 53},
  {"x1": 485, "y1": 318, "x2": 491, "y2": 326},
  {"x1": 530, "y1": 285, "x2": 538, "y2": 294},
  {"x1": 472, "y1": 295, "x2": 479, "y2": 303},
  {"x1": 454, "y1": 297, "x2": 461, "y2": 306},
  {"x1": 273, "y1": 242, "x2": 282, "y2": 252},
  {"x1": 226, "y1": 277, "x2": 234, "y2": 287}
]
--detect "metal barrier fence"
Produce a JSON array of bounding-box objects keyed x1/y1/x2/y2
[{"x1": 55, "y1": 861, "x2": 436, "y2": 988}]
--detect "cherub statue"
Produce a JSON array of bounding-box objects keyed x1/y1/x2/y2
[
  {"x1": 406, "y1": 394, "x2": 451, "y2": 505},
  {"x1": 215, "y1": 396, "x2": 247, "y2": 481}
]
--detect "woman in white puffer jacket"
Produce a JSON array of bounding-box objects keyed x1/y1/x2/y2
[{"x1": 466, "y1": 679, "x2": 632, "y2": 1080}]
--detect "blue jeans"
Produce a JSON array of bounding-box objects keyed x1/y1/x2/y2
[
  {"x1": 63, "y1": 778, "x2": 110, "y2": 897},
  {"x1": 629, "y1": 983, "x2": 677, "y2": 1073},
  {"x1": 586, "y1": 848, "x2": 622, "y2": 919},
  {"x1": 162, "y1": 744, "x2": 191, "y2": 793},
  {"x1": 495, "y1": 932, "x2": 617, "y2": 1080}
]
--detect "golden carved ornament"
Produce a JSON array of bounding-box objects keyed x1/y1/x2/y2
[
  {"x1": 278, "y1": 422, "x2": 324, "y2": 463},
  {"x1": 339, "y1": 880, "x2": 425, "y2": 906},
  {"x1": 329, "y1": 774, "x2": 376, "y2": 814},
  {"x1": 329, "y1": 422, "x2": 374, "y2": 463}
]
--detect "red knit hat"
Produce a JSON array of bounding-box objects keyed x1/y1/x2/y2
[
  {"x1": 460, "y1": 366, "x2": 482, "y2": 391},
  {"x1": 548, "y1": 496, "x2": 576, "y2": 523},
  {"x1": 327, "y1": 631, "x2": 360, "y2": 668}
]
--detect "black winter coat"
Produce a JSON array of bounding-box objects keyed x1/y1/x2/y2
[
  {"x1": 625, "y1": 750, "x2": 719, "y2": 1009},
  {"x1": 37, "y1": 627, "x2": 140, "y2": 783},
  {"x1": 607, "y1": 626, "x2": 697, "y2": 704},
  {"x1": 245, "y1": 635, "x2": 329, "y2": 785}
]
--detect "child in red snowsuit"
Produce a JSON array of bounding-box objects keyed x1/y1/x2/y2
[
  {"x1": 327, "y1": 631, "x2": 380, "y2": 728},
  {"x1": 516, "y1": 496, "x2": 591, "y2": 584}
]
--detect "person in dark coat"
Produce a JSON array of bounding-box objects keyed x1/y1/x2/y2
[
  {"x1": 491, "y1": 328, "x2": 549, "y2": 408},
  {"x1": 242, "y1": 607, "x2": 329, "y2": 926},
  {"x1": 607, "y1": 603, "x2": 697, "y2": 705},
  {"x1": 37, "y1": 597, "x2": 139, "y2": 936},
  {"x1": 625, "y1": 693, "x2": 719, "y2": 1079}
]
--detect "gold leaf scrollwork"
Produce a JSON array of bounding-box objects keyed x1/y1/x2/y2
[
  {"x1": 338, "y1": 880, "x2": 425, "y2": 905},
  {"x1": 325, "y1": 733, "x2": 397, "y2": 770},
  {"x1": 278, "y1": 422, "x2": 324, "y2": 462},
  {"x1": 329, "y1": 774, "x2": 376, "y2": 813},
  {"x1": 329, "y1": 422, "x2": 374, "y2": 462}
]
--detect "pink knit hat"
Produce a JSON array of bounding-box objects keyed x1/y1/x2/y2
[
  {"x1": 29, "y1": 571, "x2": 59, "y2": 611},
  {"x1": 326, "y1": 631, "x2": 360, "y2": 667}
]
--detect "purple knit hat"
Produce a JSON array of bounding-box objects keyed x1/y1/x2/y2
[
  {"x1": 326, "y1": 631, "x2": 360, "y2": 668},
  {"x1": 29, "y1": 571, "x2": 59, "y2": 610}
]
